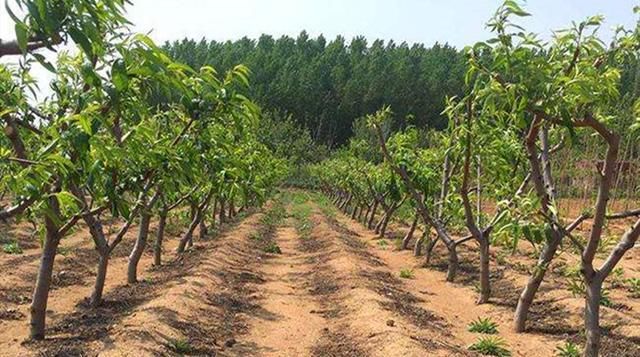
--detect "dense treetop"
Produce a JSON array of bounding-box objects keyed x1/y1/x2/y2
[{"x1": 164, "y1": 32, "x2": 468, "y2": 147}]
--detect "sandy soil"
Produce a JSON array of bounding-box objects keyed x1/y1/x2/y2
[{"x1": 1, "y1": 190, "x2": 638, "y2": 356}]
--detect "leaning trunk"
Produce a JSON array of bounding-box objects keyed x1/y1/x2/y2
[
  {"x1": 90, "y1": 253, "x2": 109, "y2": 307},
  {"x1": 402, "y1": 214, "x2": 419, "y2": 250},
  {"x1": 153, "y1": 210, "x2": 167, "y2": 266},
  {"x1": 513, "y1": 237, "x2": 560, "y2": 331},
  {"x1": 127, "y1": 210, "x2": 152, "y2": 284},
  {"x1": 29, "y1": 217, "x2": 61, "y2": 340},
  {"x1": 177, "y1": 208, "x2": 203, "y2": 253},
  {"x1": 367, "y1": 200, "x2": 379, "y2": 229},
  {"x1": 374, "y1": 211, "x2": 387, "y2": 234},
  {"x1": 414, "y1": 232, "x2": 426, "y2": 256}
]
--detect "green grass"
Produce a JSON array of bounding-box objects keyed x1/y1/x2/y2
[
  {"x1": 627, "y1": 277, "x2": 640, "y2": 298},
  {"x1": 399, "y1": 268, "x2": 414, "y2": 279},
  {"x1": 376, "y1": 239, "x2": 389, "y2": 249},
  {"x1": 467, "y1": 317, "x2": 499, "y2": 334},
  {"x1": 555, "y1": 341, "x2": 581, "y2": 357},
  {"x1": 3, "y1": 241, "x2": 23, "y2": 254},
  {"x1": 263, "y1": 242, "x2": 282, "y2": 254},
  {"x1": 468, "y1": 336, "x2": 511, "y2": 356},
  {"x1": 166, "y1": 337, "x2": 194, "y2": 354}
]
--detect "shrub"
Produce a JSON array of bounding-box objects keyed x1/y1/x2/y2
[
  {"x1": 627, "y1": 278, "x2": 640, "y2": 298},
  {"x1": 468, "y1": 337, "x2": 511, "y2": 356},
  {"x1": 166, "y1": 338, "x2": 193, "y2": 354},
  {"x1": 468, "y1": 317, "x2": 499, "y2": 334},
  {"x1": 556, "y1": 341, "x2": 581, "y2": 357},
  {"x1": 3, "y1": 241, "x2": 22, "y2": 254},
  {"x1": 376, "y1": 239, "x2": 389, "y2": 248},
  {"x1": 399, "y1": 268, "x2": 414, "y2": 279},
  {"x1": 263, "y1": 242, "x2": 282, "y2": 254}
]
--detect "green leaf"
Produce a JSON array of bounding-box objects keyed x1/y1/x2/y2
[
  {"x1": 111, "y1": 59, "x2": 129, "y2": 92},
  {"x1": 54, "y1": 191, "x2": 80, "y2": 212},
  {"x1": 15, "y1": 22, "x2": 29, "y2": 52},
  {"x1": 32, "y1": 53, "x2": 56, "y2": 73},
  {"x1": 68, "y1": 27, "x2": 94, "y2": 59}
]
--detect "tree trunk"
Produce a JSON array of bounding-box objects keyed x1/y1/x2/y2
[
  {"x1": 425, "y1": 236, "x2": 438, "y2": 264},
  {"x1": 374, "y1": 212, "x2": 386, "y2": 234},
  {"x1": 446, "y1": 244, "x2": 458, "y2": 282},
  {"x1": 414, "y1": 232, "x2": 425, "y2": 256},
  {"x1": 90, "y1": 253, "x2": 109, "y2": 307},
  {"x1": 351, "y1": 204, "x2": 358, "y2": 219},
  {"x1": 229, "y1": 200, "x2": 235, "y2": 218},
  {"x1": 367, "y1": 200, "x2": 378, "y2": 229},
  {"x1": 199, "y1": 219, "x2": 207, "y2": 240},
  {"x1": 362, "y1": 204, "x2": 371, "y2": 223},
  {"x1": 478, "y1": 237, "x2": 491, "y2": 304},
  {"x1": 211, "y1": 197, "x2": 217, "y2": 229},
  {"x1": 177, "y1": 208, "x2": 203, "y2": 253},
  {"x1": 584, "y1": 279, "x2": 603, "y2": 357},
  {"x1": 127, "y1": 210, "x2": 152, "y2": 284},
  {"x1": 513, "y1": 238, "x2": 560, "y2": 331},
  {"x1": 29, "y1": 217, "x2": 61, "y2": 340},
  {"x1": 218, "y1": 199, "x2": 226, "y2": 224},
  {"x1": 379, "y1": 213, "x2": 391, "y2": 238},
  {"x1": 153, "y1": 210, "x2": 167, "y2": 266},
  {"x1": 402, "y1": 214, "x2": 419, "y2": 250}
]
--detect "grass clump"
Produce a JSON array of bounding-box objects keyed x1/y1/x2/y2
[
  {"x1": 468, "y1": 336, "x2": 511, "y2": 356},
  {"x1": 376, "y1": 239, "x2": 389, "y2": 249},
  {"x1": 627, "y1": 277, "x2": 640, "y2": 298},
  {"x1": 467, "y1": 317, "x2": 499, "y2": 334},
  {"x1": 263, "y1": 242, "x2": 282, "y2": 254},
  {"x1": 166, "y1": 337, "x2": 193, "y2": 354},
  {"x1": 555, "y1": 341, "x2": 581, "y2": 357},
  {"x1": 3, "y1": 241, "x2": 22, "y2": 254},
  {"x1": 399, "y1": 268, "x2": 414, "y2": 279}
]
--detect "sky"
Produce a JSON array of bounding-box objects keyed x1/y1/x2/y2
[{"x1": 0, "y1": 0, "x2": 638, "y2": 97}]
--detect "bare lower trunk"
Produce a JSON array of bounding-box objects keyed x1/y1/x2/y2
[
  {"x1": 374, "y1": 211, "x2": 387, "y2": 234},
  {"x1": 29, "y1": 220, "x2": 60, "y2": 340},
  {"x1": 199, "y1": 219, "x2": 207, "y2": 240},
  {"x1": 219, "y1": 200, "x2": 225, "y2": 224},
  {"x1": 414, "y1": 233, "x2": 425, "y2": 256},
  {"x1": 127, "y1": 211, "x2": 152, "y2": 284},
  {"x1": 177, "y1": 208, "x2": 203, "y2": 253},
  {"x1": 211, "y1": 198, "x2": 217, "y2": 229},
  {"x1": 153, "y1": 210, "x2": 167, "y2": 266},
  {"x1": 425, "y1": 236, "x2": 438, "y2": 264},
  {"x1": 477, "y1": 238, "x2": 491, "y2": 304},
  {"x1": 378, "y1": 213, "x2": 391, "y2": 238},
  {"x1": 584, "y1": 280, "x2": 603, "y2": 357},
  {"x1": 446, "y1": 244, "x2": 458, "y2": 282},
  {"x1": 351, "y1": 205, "x2": 358, "y2": 219},
  {"x1": 513, "y1": 237, "x2": 560, "y2": 331},
  {"x1": 402, "y1": 214, "x2": 419, "y2": 250},
  {"x1": 362, "y1": 204, "x2": 371, "y2": 223},
  {"x1": 90, "y1": 253, "x2": 109, "y2": 307},
  {"x1": 367, "y1": 201, "x2": 378, "y2": 229}
]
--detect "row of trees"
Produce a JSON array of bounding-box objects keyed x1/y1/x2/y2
[
  {"x1": 311, "y1": 3, "x2": 640, "y2": 356},
  {"x1": 163, "y1": 33, "x2": 468, "y2": 147},
  {"x1": 0, "y1": 0, "x2": 284, "y2": 341}
]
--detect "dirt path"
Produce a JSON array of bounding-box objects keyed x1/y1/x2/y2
[
  {"x1": 9, "y1": 190, "x2": 635, "y2": 356},
  {"x1": 237, "y1": 195, "x2": 469, "y2": 356},
  {"x1": 241, "y1": 224, "x2": 326, "y2": 355}
]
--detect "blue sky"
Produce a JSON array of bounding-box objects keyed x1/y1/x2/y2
[
  {"x1": 122, "y1": 0, "x2": 637, "y2": 46},
  {"x1": 0, "y1": 0, "x2": 637, "y2": 97}
]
